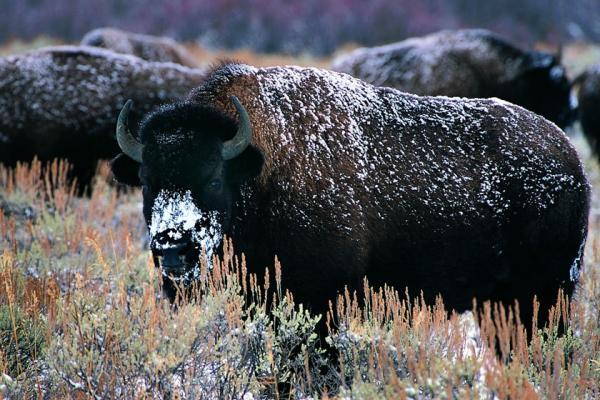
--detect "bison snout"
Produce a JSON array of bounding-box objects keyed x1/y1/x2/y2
[
  {"x1": 151, "y1": 230, "x2": 194, "y2": 272},
  {"x1": 158, "y1": 243, "x2": 189, "y2": 268}
]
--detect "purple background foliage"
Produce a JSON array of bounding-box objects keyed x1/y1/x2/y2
[{"x1": 0, "y1": 0, "x2": 599, "y2": 54}]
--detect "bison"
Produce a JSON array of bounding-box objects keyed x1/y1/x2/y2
[
  {"x1": 0, "y1": 45, "x2": 205, "y2": 188},
  {"x1": 575, "y1": 65, "x2": 600, "y2": 156},
  {"x1": 111, "y1": 63, "x2": 589, "y2": 334},
  {"x1": 331, "y1": 29, "x2": 576, "y2": 128},
  {"x1": 81, "y1": 27, "x2": 197, "y2": 67}
]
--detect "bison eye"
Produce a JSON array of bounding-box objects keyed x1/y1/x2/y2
[{"x1": 208, "y1": 179, "x2": 222, "y2": 191}]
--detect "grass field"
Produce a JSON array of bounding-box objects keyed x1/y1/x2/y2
[{"x1": 0, "y1": 40, "x2": 599, "y2": 399}]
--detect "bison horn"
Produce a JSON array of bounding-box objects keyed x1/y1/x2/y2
[
  {"x1": 116, "y1": 99, "x2": 143, "y2": 163},
  {"x1": 222, "y1": 96, "x2": 252, "y2": 160}
]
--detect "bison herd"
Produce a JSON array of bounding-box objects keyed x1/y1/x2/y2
[
  {"x1": 1, "y1": 28, "x2": 597, "y2": 335},
  {"x1": 0, "y1": 45, "x2": 205, "y2": 185},
  {"x1": 331, "y1": 29, "x2": 576, "y2": 129}
]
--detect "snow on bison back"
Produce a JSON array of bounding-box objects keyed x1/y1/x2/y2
[
  {"x1": 0, "y1": 45, "x2": 206, "y2": 188},
  {"x1": 111, "y1": 63, "x2": 589, "y2": 333},
  {"x1": 331, "y1": 29, "x2": 576, "y2": 129}
]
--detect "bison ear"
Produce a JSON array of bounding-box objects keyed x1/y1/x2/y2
[
  {"x1": 227, "y1": 145, "x2": 264, "y2": 182},
  {"x1": 110, "y1": 153, "x2": 141, "y2": 186}
]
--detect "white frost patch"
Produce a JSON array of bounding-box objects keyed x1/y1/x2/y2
[
  {"x1": 150, "y1": 190, "x2": 222, "y2": 272},
  {"x1": 549, "y1": 65, "x2": 564, "y2": 80},
  {"x1": 450, "y1": 312, "x2": 500, "y2": 399}
]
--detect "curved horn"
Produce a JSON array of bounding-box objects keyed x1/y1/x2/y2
[
  {"x1": 116, "y1": 99, "x2": 143, "y2": 163},
  {"x1": 222, "y1": 96, "x2": 252, "y2": 160}
]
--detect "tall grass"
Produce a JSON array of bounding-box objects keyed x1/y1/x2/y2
[{"x1": 0, "y1": 158, "x2": 598, "y2": 399}]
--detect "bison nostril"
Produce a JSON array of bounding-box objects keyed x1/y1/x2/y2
[
  {"x1": 161, "y1": 248, "x2": 182, "y2": 268},
  {"x1": 153, "y1": 236, "x2": 193, "y2": 269}
]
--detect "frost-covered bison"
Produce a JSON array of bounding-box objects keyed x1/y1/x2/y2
[
  {"x1": 575, "y1": 65, "x2": 600, "y2": 156},
  {"x1": 111, "y1": 63, "x2": 589, "y2": 332},
  {"x1": 0, "y1": 45, "x2": 205, "y2": 188},
  {"x1": 332, "y1": 29, "x2": 576, "y2": 128},
  {"x1": 81, "y1": 27, "x2": 197, "y2": 67}
]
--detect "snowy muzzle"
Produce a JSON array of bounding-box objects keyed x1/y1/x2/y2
[{"x1": 149, "y1": 190, "x2": 223, "y2": 281}]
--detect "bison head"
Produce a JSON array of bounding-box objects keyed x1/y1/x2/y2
[
  {"x1": 502, "y1": 51, "x2": 576, "y2": 128},
  {"x1": 111, "y1": 97, "x2": 264, "y2": 282}
]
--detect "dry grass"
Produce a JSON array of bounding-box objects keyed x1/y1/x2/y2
[
  {"x1": 0, "y1": 36, "x2": 63, "y2": 57},
  {"x1": 182, "y1": 43, "x2": 331, "y2": 69},
  {"x1": 0, "y1": 35, "x2": 331, "y2": 69},
  {"x1": 0, "y1": 143, "x2": 598, "y2": 399},
  {"x1": 3, "y1": 36, "x2": 599, "y2": 77}
]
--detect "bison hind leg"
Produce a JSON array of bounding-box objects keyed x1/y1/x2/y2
[{"x1": 501, "y1": 188, "x2": 589, "y2": 336}]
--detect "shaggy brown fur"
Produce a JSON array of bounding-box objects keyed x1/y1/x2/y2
[
  {"x1": 113, "y1": 63, "x2": 589, "y2": 334},
  {"x1": 331, "y1": 29, "x2": 575, "y2": 128},
  {"x1": 0, "y1": 45, "x2": 206, "y2": 188}
]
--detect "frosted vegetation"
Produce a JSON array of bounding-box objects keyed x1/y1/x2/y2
[{"x1": 0, "y1": 140, "x2": 598, "y2": 399}]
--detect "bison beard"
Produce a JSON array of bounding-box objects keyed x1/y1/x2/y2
[
  {"x1": 111, "y1": 63, "x2": 589, "y2": 339},
  {"x1": 149, "y1": 189, "x2": 223, "y2": 281}
]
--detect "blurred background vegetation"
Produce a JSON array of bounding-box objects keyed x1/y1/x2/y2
[{"x1": 0, "y1": 0, "x2": 599, "y2": 55}]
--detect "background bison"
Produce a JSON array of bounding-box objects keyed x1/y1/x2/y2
[
  {"x1": 81, "y1": 27, "x2": 198, "y2": 67},
  {"x1": 0, "y1": 45, "x2": 205, "y2": 188},
  {"x1": 111, "y1": 63, "x2": 589, "y2": 333},
  {"x1": 576, "y1": 65, "x2": 600, "y2": 157},
  {"x1": 331, "y1": 29, "x2": 576, "y2": 128}
]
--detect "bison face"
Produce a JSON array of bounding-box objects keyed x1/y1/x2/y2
[
  {"x1": 111, "y1": 97, "x2": 263, "y2": 282},
  {"x1": 146, "y1": 188, "x2": 224, "y2": 280},
  {"x1": 502, "y1": 52, "x2": 575, "y2": 128}
]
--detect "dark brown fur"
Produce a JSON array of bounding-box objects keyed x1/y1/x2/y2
[
  {"x1": 332, "y1": 29, "x2": 575, "y2": 128},
  {"x1": 0, "y1": 45, "x2": 206, "y2": 188},
  {"x1": 113, "y1": 63, "x2": 589, "y2": 335}
]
